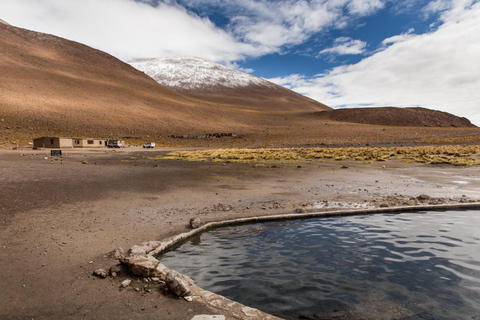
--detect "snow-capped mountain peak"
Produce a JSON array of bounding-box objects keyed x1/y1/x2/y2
[{"x1": 129, "y1": 57, "x2": 276, "y2": 91}]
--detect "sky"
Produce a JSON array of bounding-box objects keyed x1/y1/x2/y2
[{"x1": 1, "y1": 0, "x2": 479, "y2": 125}]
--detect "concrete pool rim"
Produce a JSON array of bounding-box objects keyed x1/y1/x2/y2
[{"x1": 130, "y1": 202, "x2": 480, "y2": 319}]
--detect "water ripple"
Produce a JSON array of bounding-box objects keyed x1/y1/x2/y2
[{"x1": 160, "y1": 210, "x2": 480, "y2": 319}]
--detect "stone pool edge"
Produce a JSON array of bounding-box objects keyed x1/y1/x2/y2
[{"x1": 143, "y1": 202, "x2": 480, "y2": 319}]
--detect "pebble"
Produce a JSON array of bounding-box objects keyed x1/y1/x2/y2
[
  {"x1": 93, "y1": 268, "x2": 108, "y2": 278},
  {"x1": 121, "y1": 279, "x2": 132, "y2": 288}
]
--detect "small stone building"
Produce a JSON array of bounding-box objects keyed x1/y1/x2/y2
[
  {"x1": 33, "y1": 137, "x2": 109, "y2": 148},
  {"x1": 33, "y1": 137, "x2": 73, "y2": 148},
  {"x1": 73, "y1": 138, "x2": 108, "y2": 148}
]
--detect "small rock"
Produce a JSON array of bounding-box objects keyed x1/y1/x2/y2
[
  {"x1": 155, "y1": 263, "x2": 170, "y2": 280},
  {"x1": 341, "y1": 165, "x2": 349, "y2": 169},
  {"x1": 162, "y1": 286, "x2": 170, "y2": 296},
  {"x1": 82, "y1": 160, "x2": 88, "y2": 164},
  {"x1": 165, "y1": 270, "x2": 194, "y2": 297},
  {"x1": 108, "y1": 248, "x2": 125, "y2": 260},
  {"x1": 417, "y1": 194, "x2": 431, "y2": 201},
  {"x1": 190, "y1": 217, "x2": 202, "y2": 229},
  {"x1": 379, "y1": 203, "x2": 389, "y2": 208},
  {"x1": 121, "y1": 279, "x2": 132, "y2": 288},
  {"x1": 136, "y1": 241, "x2": 163, "y2": 253},
  {"x1": 93, "y1": 268, "x2": 108, "y2": 278},
  {"x1": 109, "y1": 264, "x2": 123, "y2": 277},
  {"x1": 297, "y1": 165, "x2": 302, "y2": 169},
  {"x1": 295, "y1": 208, "x2": 305, "y2": 213},
  {"x1": 128, "y1": 246, "x2": 147, "y2": 257},
  {"x1": 183, "y1": 296, "x2": 193, "y2": 302}
]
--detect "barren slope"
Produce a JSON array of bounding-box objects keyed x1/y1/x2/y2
[
  {"x1": 317, "y1": 107, "x2": 476, "y2": 128},
  {"x1": 129, "y1": 57, "x2": 330, "y2": 112},
  {"x1": 0, "y1": 23, "x2": 260, "y2": 144}
]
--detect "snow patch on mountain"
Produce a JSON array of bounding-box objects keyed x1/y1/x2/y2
[{"x1": 129, "y1": 57, "x2": 277, "y2": 91}]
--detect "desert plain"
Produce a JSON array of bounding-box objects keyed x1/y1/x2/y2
[{"x1": 1, "y1": 143, "x2": 480, "y2": 320}]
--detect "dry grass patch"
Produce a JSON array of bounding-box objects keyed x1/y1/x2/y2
[{"x1": 150, "y1": 145, "x2": 480, "y2": 166}]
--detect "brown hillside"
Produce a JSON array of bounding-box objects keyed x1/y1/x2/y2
[
  {"x1": 1, "y1": 23, "x2": 479, "y2": 147},
  {"x1": 0, "y1": 22, "x2": 261, "y2": 143},
  {"x1": 180, "y1": 85, "x2": 330, "y2": 112},
  {"x1": 317, "y1": 107, "x2": 476, "y2": 128}
]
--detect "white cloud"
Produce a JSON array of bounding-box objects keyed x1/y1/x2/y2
[
  {"x1": 0, "y1": 0, "x2": 263, "y2": 62},
  {"x1": 225, "y1": 61, "x2": 255, "y2": 74},
  {"x1": 269, "y1": 1, "x2": 480, "y2": 125},
  {"x1": 178, "y1": 0, "x2": 387, "y2": 52},
  {"x1": 0, "y1": 0, "x2": 388, "y2": 62},
  {"x1": 382, "y1": 28, "x2": 415, "y2": 45},
  {"x1": 320, "y1": 37, "x2": 367, "y2": 55}
]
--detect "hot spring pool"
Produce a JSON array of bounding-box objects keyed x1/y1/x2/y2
[{"x1": 159, "y1": 210, "x2": 480, "y2": 319}]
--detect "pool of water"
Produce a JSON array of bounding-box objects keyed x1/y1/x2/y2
[{"x1": 159, "y1": 210, "x2": 480, "y2": 319}]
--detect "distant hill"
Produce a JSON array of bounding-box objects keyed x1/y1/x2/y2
[
  {"x1": 129, "y1": 57, "x2": 330, "y2": 112},
  {"x1": 317, "y1": 107, "x2": 476, "y2": 128}
]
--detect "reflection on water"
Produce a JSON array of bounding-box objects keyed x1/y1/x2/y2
[{"x1": 159, "y1": 211, "x2": 480, "y2": 319}]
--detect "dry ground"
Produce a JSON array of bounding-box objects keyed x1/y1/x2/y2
[{"x1": 1, "y1": 147, "x2": 479, "y2": 319}]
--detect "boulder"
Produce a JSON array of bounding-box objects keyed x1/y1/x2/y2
[
  {"x1": 165, "y1": 270, "x2": 194, "y2": 297},
  {"x1": 190, "y1": 217, "x2": 202, "y2": 229},
  {"x1": 120, "y1": 255, "x2": 160, "y2": 277}
]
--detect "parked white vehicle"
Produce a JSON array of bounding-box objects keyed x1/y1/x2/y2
[
  {"x1": 143, "y1": 142, "x2": 155, "y2": 148},
  {"x1": 107, "y1": 141, "x2": 123, "y2": 148}
]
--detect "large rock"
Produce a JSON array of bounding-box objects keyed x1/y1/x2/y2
[
  {"x1": 165, "y1": 270, "x2": 194, "y2": 297},
  {"x1": 120, "y1": 255, "x2": 160, "y2": 277}
]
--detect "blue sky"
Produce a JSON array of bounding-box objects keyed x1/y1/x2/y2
[{"x1": 1, "y1": 0, "x2": 479, "y2": 124}]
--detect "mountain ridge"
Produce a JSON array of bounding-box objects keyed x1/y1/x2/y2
[{"x1": 129, "y1": 57, "x2": 331, "y2": 112}]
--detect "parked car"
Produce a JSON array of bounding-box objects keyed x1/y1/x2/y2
[
  {"x1": 107, "y1": 141, "x2": 123, "y2": 148},
  {"x1": 143, "y1": 142, "x2": 155, "y2": 149}
]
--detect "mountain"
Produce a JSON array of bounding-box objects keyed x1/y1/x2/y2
[
  {"x1": 129, "y1": 57, "x2": 330, "y2": 112},
  {"x1": 1, "y1": 22, "x2": 478, "y2": 147},
  {"x1": 0, "y1": 23, "x2": 266, "y2": 144},
  {"x1": 317, "y1": 107, "x2": 476, "y2": 128}
]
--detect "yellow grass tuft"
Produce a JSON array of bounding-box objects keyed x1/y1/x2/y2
[{"x1": 148, "y1": 145, "x2": 480, "y2": 166}]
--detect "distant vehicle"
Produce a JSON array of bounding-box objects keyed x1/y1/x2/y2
[
  {"x1": 143, "y1": 142, "x2": 155, "y2": 149},
  {"x1": 107, "y1": 141, "x2": 123, "y2": 148}
]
